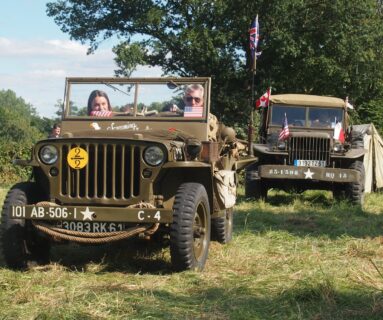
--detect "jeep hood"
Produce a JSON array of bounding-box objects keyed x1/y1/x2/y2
[{"x1": 59, "y1": 128, "x2": 197, "y2": 143}]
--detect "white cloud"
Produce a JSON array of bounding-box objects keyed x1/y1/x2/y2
[
  {"x1": 0, "y1": 37, "x2": 163, "y2": 118},
  {"x1": 0, "y1": 37, "x2": 87, "y2": 57}
]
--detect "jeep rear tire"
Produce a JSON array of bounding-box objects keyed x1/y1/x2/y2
[
  {"x1": 1, "y1": 182, "x2": 50, "y2": 269},
  {"x1": 211, "y1": 207, "x2": 233, "y2": 244},
  {"x1": 170, "y1": 183, "x2": 211, "y2": 271},
  {"x1": 345, "y1": 160, "x2": 365, "y2": 205}
]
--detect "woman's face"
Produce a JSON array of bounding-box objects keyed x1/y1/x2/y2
[{"x1": 92, "y1": 96, "x2": 109, "y2": 111}]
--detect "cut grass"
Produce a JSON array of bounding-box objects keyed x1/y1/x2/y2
[{"x1": 0, "y1": 187, "x2": 383, "y2": 319}]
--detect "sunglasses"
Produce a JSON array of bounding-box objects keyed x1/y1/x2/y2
[{"x1": 185, "y1": 96, "x2": 202, "y2": 103}]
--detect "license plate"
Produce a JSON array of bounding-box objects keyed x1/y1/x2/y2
[
  {"x1": 56, "y1": 221, "x2": 126, "y2": 233},
  {"x1": 294, "y1": 160, "x2": 326, "y2": 167}
]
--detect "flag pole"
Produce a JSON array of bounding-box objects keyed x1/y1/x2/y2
[
  {"x1": 248, "y1": 15, "x2": 258, "y2": 157},
  {"x1": 248, "y1": 68, "x2": 255, "y2": 156}
]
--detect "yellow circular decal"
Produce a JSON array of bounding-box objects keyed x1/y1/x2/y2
[{"x1": 67, "y1": 147, "x2": 88, "y2": 169}]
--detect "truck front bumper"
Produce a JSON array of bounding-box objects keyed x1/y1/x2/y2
[{"x1": 259, "y1": 165, "x2": 361, "y2": 183}]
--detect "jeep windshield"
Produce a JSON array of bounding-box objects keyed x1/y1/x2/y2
[
  {"x1": 270, "y1": 105, "x2": 343, "y2": 128},
  {"x1": 64, "y1": 78, "x2": 210, "y2": 120}
]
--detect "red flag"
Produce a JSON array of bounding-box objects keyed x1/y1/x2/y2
[
  {"x1": 255, "y1": 88, "x2": 271, "y2": 109},
  {"x1": 333, "y1": 122, "x2": 345, "y2": 143},
  {"x1": 279, "y1": 113, "x2": 289, "y2": 140}
]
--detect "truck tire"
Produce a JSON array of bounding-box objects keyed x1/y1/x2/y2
[
  {"x1": 1, "y1": 182, "x2": 50, "y2": 269},
  {"x1": 170, "y1": 183, "x2": 211, "y2": 271},
  {"x1": 345, "y1": 161, "x2": 365, "y2": 205},
  {"x1": 211, "y1": 207, "x2": 233, "y2": 244}
]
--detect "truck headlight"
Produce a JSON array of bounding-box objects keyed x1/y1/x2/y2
[
  {"x1": 333, "y1": 143, "x2": 344, "y2": 153},
  {"x1": 144, "y1": 146, "x2": 165, "y2": 166},
  {"x1": 39, "y1": 145, "x2": 58, "y2": 165},
  {"x1": 277, "y1": 141, "x2": 286, "y2": 150}
]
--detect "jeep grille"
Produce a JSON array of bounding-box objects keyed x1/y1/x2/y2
[
  {"x1": 60, "y1": 143, "x2": 141, "y2": 200},
  {"x1": 288, "y1": 136, "x2": 330, "y2": 165}
]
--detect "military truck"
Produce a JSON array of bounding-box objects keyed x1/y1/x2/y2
[
  {"x1": 245, "y1": 94, "x2": 365, "y2": 204},
  {"x1": 1, "y1": 77, "x2": 253, "y2": 271}
]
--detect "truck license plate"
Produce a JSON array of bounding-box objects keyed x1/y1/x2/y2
[{"x1": 294, "y1": 160, "x2": 326, "y2": 167}]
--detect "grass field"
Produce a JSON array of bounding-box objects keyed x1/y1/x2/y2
[{"x1": 1, "y1": 186, "x2": 383, "y2": 319}]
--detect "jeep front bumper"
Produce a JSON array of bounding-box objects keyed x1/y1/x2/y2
[{"x1": 10, "y1": 205, "x2": 173, "y2": 223}]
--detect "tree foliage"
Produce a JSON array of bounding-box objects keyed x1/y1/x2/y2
[
  {"x1": 0, "y1": 90, "x2": 45, "y2": 184},
  {"x1": 46, "y1": 0, "x2": 383, "y2": 131}
]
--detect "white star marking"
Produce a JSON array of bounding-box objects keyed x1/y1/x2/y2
[
  {"x1": 304, "y1": 168, "x2": 315, "y2": 179},
  {"x1": 81, "y1": 207, "x2": 94, "y2": 221}
]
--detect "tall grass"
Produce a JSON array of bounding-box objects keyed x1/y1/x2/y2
[{"x1": 1, "y1": 187, "x2": 383, "y2": 319}]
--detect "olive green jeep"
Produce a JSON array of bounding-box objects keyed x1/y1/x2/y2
[
  {"x1": 1, "y1": 77, "x2": 253, "y2": 271},
  {"x1": 246, "y1": 94, "x2": 365, "y2": 204}
]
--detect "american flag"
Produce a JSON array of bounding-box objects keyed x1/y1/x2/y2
[
  {"x1": 184, "y1": 106, "x2": 203, "y2": 118},
  {"x1": 90, "y1": 110, "x2": 113, "y2": 117},
  {"x1": 279, "y1": 113, "x2": 289, "y2": 140},
  {"x1": 249, "y1": 15, "x2": 260, "y2": 68}
]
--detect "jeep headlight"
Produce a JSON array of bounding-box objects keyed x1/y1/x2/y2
[
  {"x1": 39, "y1": 145, "x2": 58, "y2": 165},
  {"x1": 144, "y1": 146, "x2": 165, "y2": 166}
]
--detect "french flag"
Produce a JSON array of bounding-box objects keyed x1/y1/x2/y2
[{"x1": 333, "y1": 122, "x2": 345, "y2": 143}]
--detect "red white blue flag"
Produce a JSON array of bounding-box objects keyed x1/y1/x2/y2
[
  {"x1": 90, "y1": 110, "x2": 113, "y2": 117},
  {"x1": 279, "y1": 113, "x2": 290, "y2": 140},
  {"x1": 184, "y1": 106, "x2": 203, "y2": 118},
  {"x1": 249, "y1": 15, "x2": 260, "y2": 70}
]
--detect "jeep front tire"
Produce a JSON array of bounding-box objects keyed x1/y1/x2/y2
[
  {"x1": 170, "y1": 183, "x2": 211, "y2": 271},
  {"x1": 1, "y1": 182, "x2": 50, "y2": 269}
]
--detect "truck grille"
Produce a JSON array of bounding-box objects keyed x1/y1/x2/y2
[
  {"x1": 288, "y1": 136, "x2": 330, "y2": 165},
  {"x1": 60, "y1": 143, "x2": 141, "y2": 200}
]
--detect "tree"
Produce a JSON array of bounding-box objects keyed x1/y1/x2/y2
[
  {"x1": 0, "y1": 90, "x2": 44, "y2": 183},
  {"x1": 46, "y1": 0, "x2": 383, "y2": 131}
]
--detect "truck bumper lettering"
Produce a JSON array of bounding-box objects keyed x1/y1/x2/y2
[{"x1": 259, "y1": 165, "x2": 360, "y2": 182}]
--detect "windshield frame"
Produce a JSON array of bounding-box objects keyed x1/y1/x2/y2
[{"x1": 63, "y1": 77, "x2": 211, "y2": 121}]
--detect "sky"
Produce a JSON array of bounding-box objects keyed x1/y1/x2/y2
[{"x1": 0, "y1": 0, "x2": 161, "y2": 118}]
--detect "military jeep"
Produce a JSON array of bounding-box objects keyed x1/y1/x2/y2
[
  {"x1": 246, "y1": 94, "x2": 365, "y2": 204},
  {"x1": 1, "y1": 77, "x2": 252, "y2": 271}
]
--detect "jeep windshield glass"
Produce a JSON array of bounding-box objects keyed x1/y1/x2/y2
[
  {"x1": 65, "y1": 80, "x2": 207, "y2": 119},
  {"x1": 271, "y1": 105, "x2": 306, "y2": 127},
  {"x1": 308, "y1": 107, "x2": 343, "y2": 128}
]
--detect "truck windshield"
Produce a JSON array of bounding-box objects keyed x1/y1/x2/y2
[
  {"x1": 271, "y1": 105, "x2": 306, "y2": 126},
  {"x1": 271, "y1": 105, "x2": 343, "y2": 128},
  {"x1": 308, "y1": 107, "x2": 343, "y2": 128}
]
